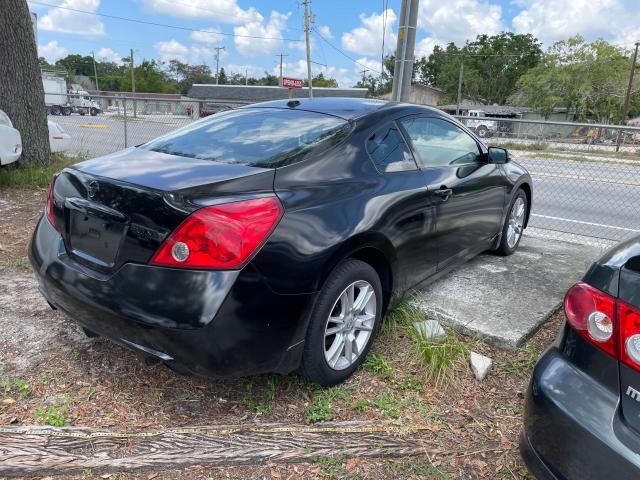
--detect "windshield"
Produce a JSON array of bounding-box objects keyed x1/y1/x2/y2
[{"x1": 141, "y1": 108, "x2": 350, "y2": 168}]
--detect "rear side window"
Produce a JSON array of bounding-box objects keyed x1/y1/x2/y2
[
  {"x1": 366, "y1": 123, "x2": 417, "y2": 172},
  {"x1": 141, "y1": 108, "x2": 350, "y2": 168},
  {"x1": 0, "y1": 110, "x2": 12, "y2": 128}
]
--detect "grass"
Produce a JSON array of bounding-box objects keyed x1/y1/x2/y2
[
  {"x1": 409, "y1": 324, "x2": 469, "y2": 386},
  {"x1": 382, "y1": 291, "x2": 425, "y2": 333},
  {"x1": 503, "y1": 343, "x2": 541, "y2": 377},
  {"x1": 373, "y1": 392, "x2": 401, "y2": 419},
  {"x1": 383, "y1": 458, "x2": 450, "y2": 479},
  {"x1": 242, "y1": 375, "x2": 279, "y2": 415},
  {"x1": 363, "y1": 353, "x2": 393, "y2": 380},
  {"x1": 0, "y1": 153, "x2": 85, "y2": 189},
  {"x1": 305, "y1": 385, "x2": 349, "y2": 423}
]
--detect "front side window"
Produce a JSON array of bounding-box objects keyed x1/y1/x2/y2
[
  {"x1": 400, "y1": 117, "x2": 481, "y2": 168},
  {"x1": 141, "y1": 108, "x2": 350, "y2": 168},
  {"x1": 366, "y1": 123, "x2": 417, "y2": 172}
]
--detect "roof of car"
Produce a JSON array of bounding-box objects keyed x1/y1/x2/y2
[{"x1": 244, "y1": 97, "x2": 439, "y2": 120}]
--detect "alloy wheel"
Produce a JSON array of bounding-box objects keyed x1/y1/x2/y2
[
  {"x1": 324, "y1": 280, "x2": 377, "y2": 370},
  {"x1": 507, "y1": 196, "x2": 525, "y2": 248}
]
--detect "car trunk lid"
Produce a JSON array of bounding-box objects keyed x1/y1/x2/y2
[{"x1": 51, "y1": 149, "x2": 275, "y2": 272}]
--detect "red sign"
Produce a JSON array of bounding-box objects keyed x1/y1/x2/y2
[{"x1": 281, "y1": 77, "x2": 303, "y2": 89}]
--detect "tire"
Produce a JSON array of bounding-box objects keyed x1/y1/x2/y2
[
  {"x1": 494, "y1": 189, "x2": 527, "y2": 256},
  {"x1": 51, "y1": 105, "x2": 61, "y2": 116},
  {"x1": 62, "y1": 107, "x2": 72, "y2": 116},
  {"x1": 299, "y1": 259, "x2": 382, "y2": 386},
  {"x1": 477, "y1": 125, "x2": 490, "y2": 138},
  {"x1": 90, "y1": 108, "x2": 98, "y2": 116}
]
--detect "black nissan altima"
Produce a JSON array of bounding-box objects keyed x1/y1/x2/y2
[
  {"x1": 29, "y1": 98, "x2": 532, "y2": 385},
  {"x1": 521, "y1": 236, "x2": 640, "y2": 478}
]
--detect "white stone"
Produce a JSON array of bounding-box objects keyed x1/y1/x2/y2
[
  {"x1": 469, "y1": 351, "x2": 492, "y2": 380},
  {"x1": 413, "y1": 320, "x2": 446, "y2": 342}
]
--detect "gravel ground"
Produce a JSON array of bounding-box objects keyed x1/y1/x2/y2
[{"x1": 0, "y1": 187, "x2": 558, "y2": 479}]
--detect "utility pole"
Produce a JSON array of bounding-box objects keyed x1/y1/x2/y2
[
  {"x1": 303, "y1": 0, "x2": 313, "y2": 99},
  {"x1": 360, "y1": 69, "x2": 368, "y2": 84},
  {"x1": 214, "y1": 46, "x2": 225, "y2": 84},
  {"x1": 456, "y1": 61, "x2": 464, "y2": 116},
  {"x1": 276, "y1": 53, "x2": 288, "y2": 86},
  {"x1": 91, "y1": 50, "x2": 99, "y2": 91},
  {"x1": 391, "y1": 0, "x2": 418, "y2": 102},
  {"x1": 130, "y1": 48, "x2": 136, "y2": 117},
  {"x1": 617, "y1": 41, "x2": 639, "y2": 151},
  {"x1": 245, "y1": 68, "x2": 248, "y2": 86}
]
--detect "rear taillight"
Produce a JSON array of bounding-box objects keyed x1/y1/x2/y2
[
  {"x1": 565, "y1": 282, "x2": 617, "y2": 356},
  {"x1": 565, "y1": 282, "x2": 640, "y2": 370},
  {"x1": 45, "y1": 175, "x2": 58, "y2": 226},
  {"x1": 149, "y1": 197, "x2": 282, "y2": 270},
  {"x1": 618, "y1": 301, "x2": 640, "y2": 371}
]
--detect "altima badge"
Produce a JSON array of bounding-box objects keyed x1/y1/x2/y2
[{"x1": 87, "y1": 181, "x2": 99, "y2": 199}]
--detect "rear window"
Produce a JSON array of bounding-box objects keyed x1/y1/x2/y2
[{"x1": 141, "y1": 108, "x2": 350, "y2": 168}]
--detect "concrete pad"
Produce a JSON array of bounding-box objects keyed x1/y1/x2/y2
[{"x1": 414, "y1": 236, "x2": 605, "y2": 349}]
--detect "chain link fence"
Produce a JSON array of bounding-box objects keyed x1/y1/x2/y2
[{"x1": 45, "y1": 94, "x2": 640, "y2": 245}]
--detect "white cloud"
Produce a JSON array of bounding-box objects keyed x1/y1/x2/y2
[
  {"x1": 38, "y1": 40, "x2": 68, "y2": 62},
  {"x1": 341, "y1": 10, "x2": 397, "y2": 57},
  {"x1": 142, "y1": 0, "x2": 262, "y2": 25},
  {"x1": 417, "y1": 0, "x2": 503, "y2": 45},
  {"x1": 355, "y1": 57, "x2": 384, "y2": 75},
  {"x1": 190, "y1": 27, "x2": 224, "y2": 44},
  {"x1": 154, "y1": 40, "x2": 227, "y2": 65},
  {"x1": 513, "y1": 0, "x2": 640, "y2": 46},
  {"x1": 38, "y1": 0, "x2": 105, "y2": 36},
  {"x1": 415, "y1": 37, "x2": 442, "y2": 58},
  {"x1": 234, "y1": 11, "x2": 290, "y2": 56},
  {"x1": 96, "y1": 47, "x2": 122, "y2": 64}
]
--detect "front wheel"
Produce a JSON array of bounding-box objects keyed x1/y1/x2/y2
[
  {"x1": 477, "y1": 125, "x2": 490, "y2": 138},
  {"x1": 299, "y1": 259, "x2": 382, "y2": 386},
  {"x1": 494, "y1": 189, "x2": 527, "y2": 256},
  {"x1": 90, "y1": 108, "x2": 98, "y2": 116}
]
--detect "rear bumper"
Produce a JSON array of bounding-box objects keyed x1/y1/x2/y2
[
  {"x1": 522, "y1": 347, "x2": 640, "y2": 479},
  {"x1": 29, "y1": 216, "x2": 315, "y2": 377}
]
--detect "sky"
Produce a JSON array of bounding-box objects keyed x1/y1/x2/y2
[{"x1": 29, "y1": 0, "x2": 640, "y2": 88}]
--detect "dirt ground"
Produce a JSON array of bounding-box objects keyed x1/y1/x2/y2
[{"x1": 0, "y1": 187, "x2": 559, "y2": 479}]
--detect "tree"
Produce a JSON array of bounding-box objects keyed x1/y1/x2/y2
[
  {"x1": 217, "y1": 67, "x2": 228, "y2": 85},
  {"x1": 304, "y1": 73, "x2": 338, "y2": 88},
  {"x1": 511, "y1": 36, "x2": 639, "y2": 122},
  {"x1": 417, "y1": 32, "x2": 542, "y2": 105},
  {"x1": 0, "y1": 0, "x2": 51, "y2": 165},
  {"x1": 167, "y1": 60, "x2": 214, "y2": 94}
]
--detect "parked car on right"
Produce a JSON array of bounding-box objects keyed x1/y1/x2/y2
[
  {"x1": 199, "y1": 102, "x2": 232, "y2": 117},
  {"x1": 0, "y1": 108, "x2": 22, "y2": 166},
  {"x1": 521, "y1": 236, "x2": 640, "y2": 479}
]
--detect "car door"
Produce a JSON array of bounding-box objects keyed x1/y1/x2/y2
[
  {"x1": 398, "y1": 115, "x2": 506, "y2": 270},
  {"x1": 365, "y1": 120, "x2": 439, "y2": 288}
]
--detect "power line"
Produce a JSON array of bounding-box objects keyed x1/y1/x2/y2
[
  {"x1": 312, "y1": 25, "x2": 383, "y2": 76},
  {"x1": 29, "y1": 0, "x2": 303, "y2": 43}
]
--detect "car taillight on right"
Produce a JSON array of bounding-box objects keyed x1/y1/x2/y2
[
  {"x1": 564, "y1": 282, "x2": 640, "y2": 368},
  {"x1": 45, "y1": 174, "x2": 58, "y2": 226}
]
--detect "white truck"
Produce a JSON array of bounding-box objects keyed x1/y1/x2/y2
[
  {"x1": 465, "y1": 109, "x2": 498, "y2": 138},
  {"x1": 43, "y1": 74, "x2": 101, "y2": 116}
]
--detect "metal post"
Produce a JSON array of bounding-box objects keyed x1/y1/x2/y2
[
  {"x1": 277, "y1": 53, "x2": 288, "y2": 86},
  {"x1": 303, "y1": 0, "x2": 313, "y2": 99},
  {"x1": 214, "y1": 46, "x2": 225, "y2": 85},
  {"x1": 391, "y1": 0, "x2": 418, "y2": 102},
  {"x1": 456, "y1": 61, "x2": 464, "y2": 116},
  {"x1": 91, "y1": 50, "x2": 99, "y2": 91},
  {"x1": 617, "y1": 41, "x2": 640, "y2": 151},
  {"x1": 130, "y1": 48, "x2": 136, "y2": 117},
  {"x1": 245, "y1": 68, "x2": 248, "y2": 86},
  {"x1": 123, "y1": 96, "x2": 128, "y2": 148}
]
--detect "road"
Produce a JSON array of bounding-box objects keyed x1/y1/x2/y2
[{"x1": 50, "y1": 113, "x2": 640, "y2": 244}]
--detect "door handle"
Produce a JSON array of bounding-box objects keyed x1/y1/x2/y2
[{"x1": 434, "y1": 187, "x2": 453, "y2": 201}]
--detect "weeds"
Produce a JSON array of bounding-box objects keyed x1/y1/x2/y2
[
  {"x1": 2, "y1": 378, "x2": 31, "y2": 397},
  {"x1": 503, "y1": 343, "x2": 540, "y2": 377},
  {"x1": 242, "y1": 375, "x2": 279, "y2": 414},
  {"x1": 382, "y1": 291, "x2": 424, "y2": 332},
  {"x1": 0, "y1": 153, "x2": 85, "y2": 189},
  {"x1": 312, "y1": 455, "x2": 348, "y2": 478},
  {"x1": 353, "y1": 398, "x2": 369, "y2": 413},
  {"x1": 363, "y1": 353, "x2": 393, "y2": 380},
  {"x1": 409, "y1": 325, "x2": 468, "y2": 386},
  {"x1": 34, "y1": 401, "x2": 70, "y2": 426},
  {"x1": 373, "y1": 392, "x2": 401, "y2": 419},
  {"x1": 306, "y1": 396, "x2": 331, "y2": 423}
]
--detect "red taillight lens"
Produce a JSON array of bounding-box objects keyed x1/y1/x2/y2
[
  {"x1": 618, "y1": 301, "x2": 640, "y2": 371},
  {"x1": 150, "y1": 197, "x2": 282, "y2": 270},
  {"x1": 45, "y1": 175, "x2": 58, "y2": 226},
  {"x1": 564, "y1": 282, "x2": 617, "y2": 357}
]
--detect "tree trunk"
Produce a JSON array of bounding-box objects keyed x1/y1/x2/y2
[{"x1": 0, "y1": 0, "x2": 51, "y2": 166}]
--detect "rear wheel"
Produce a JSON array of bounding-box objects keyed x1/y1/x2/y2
[
  {"x1": 299, "y1": 259, "x2": 382, "y2": 386},
  {"x1": 90, "y1": 108, "x2": 98, "y2": 116},
  {"x1": 477, "y1": 125, "x2": 490, "y2": 138},
  {"x1": 50, "y1": 105, "x2": 61, "y2": 116},
  {"x1": 62, "y1": 107, "x2": 72, "y2": 116},
  {"x1": 494, "y1": 189, "x2": 527, "y2": 256}
]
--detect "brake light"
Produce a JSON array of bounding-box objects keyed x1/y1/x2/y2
[
  {"x1": 45, "y1": 175, "x2": 58, "y2": 226},
  {"x1": 150, "y1": 197, "x2": 282, "y2": 270},
  {"x1": 618, "y1": 301, "x2": 640, "y2": 371},
  {"x1": 564, "y1": 282, "x2": 617, "y2": 356}
]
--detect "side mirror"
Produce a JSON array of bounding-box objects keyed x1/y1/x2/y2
[{"x1": 488, "y1": 147, "x2": 509, "y2": 164}]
